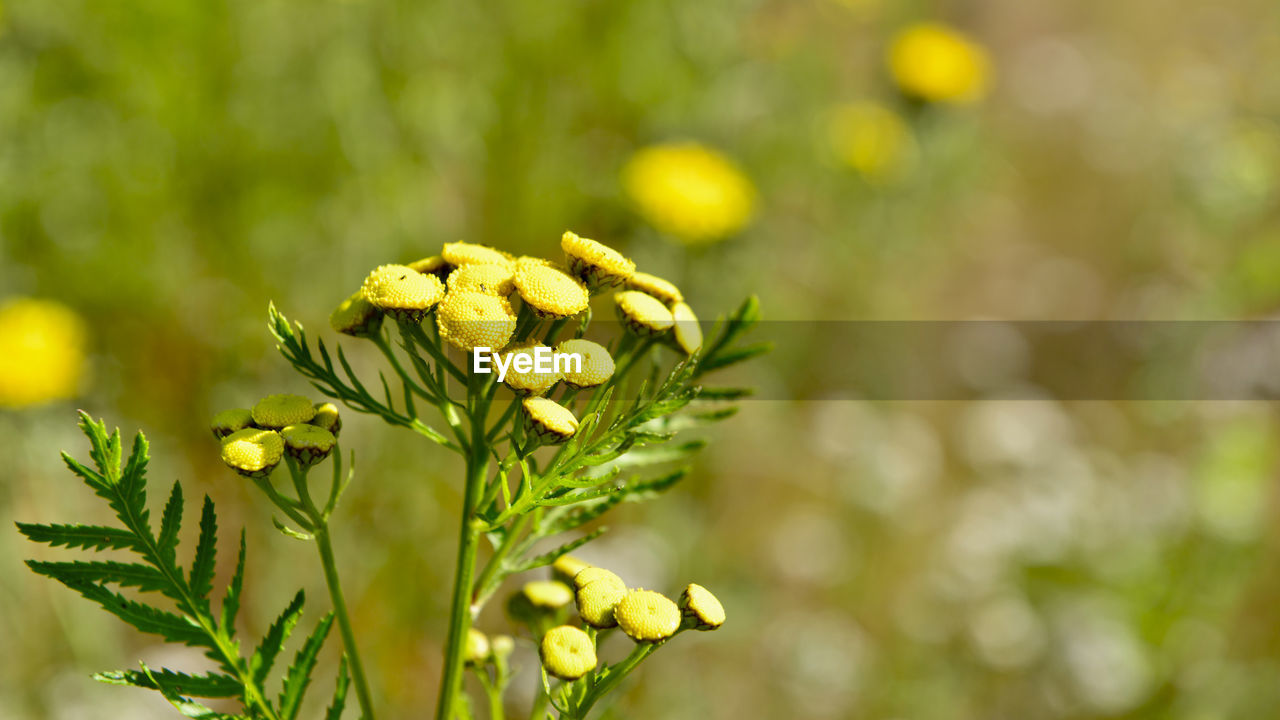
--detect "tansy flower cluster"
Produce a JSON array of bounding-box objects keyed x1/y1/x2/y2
[{"x1": 211, "y1": 394, "x2": 341, "y2": 476}]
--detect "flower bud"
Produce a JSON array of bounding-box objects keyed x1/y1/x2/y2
[
  {"x1": 539, "y1": 625, "x2": 597, "y2": 681},
  {"x1": 251, "y1": 394, "x2": 316, "y2": 429},
  {"x1": 561, "y1": 231, "x2": 635, "y2": 291},
  {"x1": 551, "y1": 554, "x2": 593, "y2": 586},
  {"x1": 671, "y1": 302, "x2": 703, "y2": 355},
  {"x1": 615, "y1": 589, "x2": 681, "y2": 643},
  {"x1": 465, "y1": 628, "x2": 491, "y2": 666},
  {"x1": 573, "y1": 567, "x2": 627, "y2": 629},
  {"x1": 555, "y1": 339, "x2": 613, "y2": 389},
  {"x1": 615, "y1": 291, "x2": 674, "y2": 337},
  {"x1": 442, "y1": 241, "x2": 514, "y2": 268},
  {"x1": 490, "y1": 634, "x2": 515, "y2": 660},
  {"x1": 360, "y1": 264, "x2": 446, "y2": 322},
  {"x1": 679, "y1": 583, "x2": 725, "y2": 631},
  {"x1": 407, "y1": 255, "x2": 452, "y2": 280},
  {"x1": 210, "y1": 408, "x2": 254, "y2": 439},
  {"x1": 220, "y1": 429, "x2": 284, "y2": 478},
  {"x1": 523, "y1": 580, "x2": 574, "y2": 610},
  {"x1": 626, "y1": 272, "x2": 683, "y2": 306},
  {"x1": 499, "y1": 342, "x2": 561, "y2": 396},
  {"x1": 513, "y1": 258, "x2": 590, "y2": 319},
  {"x1": 309, "y1": 402, "x2": 342, "y2": 436},
  {"x1": 280, "y1": 424, "x2": 337, "y2": 467},
  {"x1": 329, "y1": 291, "x2": 384, "y2": 338},
  {"x1": 521, "y1": 397, "x2": 578, "y2": 444}
]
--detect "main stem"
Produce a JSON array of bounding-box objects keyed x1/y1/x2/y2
[
  {"x1": 436, "y1": 404, "x2": 490, "y2": 720},
  {"x1": 315, "y1": 526, "x2": 378, "y2": 720}
]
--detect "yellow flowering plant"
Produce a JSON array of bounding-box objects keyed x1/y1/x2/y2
[{"x1": 18, "y1": 232, "x2": 765, "y2": 720}]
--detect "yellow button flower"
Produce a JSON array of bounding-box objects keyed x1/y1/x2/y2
[
  {"x1": 540, "y1": 626, "x2": 597, "y2": 681},
  {"x1": 521, "y1": 397, "x2": 579, "y2": 444},
  {"x1": 220, "y1": 428, "x2": 285, "y2": 478},
  {"x1": 442, "y1": 241, "x2": 514, "y2": 268},
  {"x1": 0, "y1": 297, "x2": 87, "y2": 408},
  {"x1": 522, "y1": 580, "x2": 575, "y2": 610},
  {"x1": 671, "y1": 302, "x2": 703, "y2": 355},
  {"x1": 560, "y1": 231, "x2": 636, "y2": 290},
  {"x1": 551, "y1": 554, "x2": 593, "y2": 586},
  {"x1": 499, "y1": 342, "x2": 562, "y2": 396},
  {"x1": 556, "y1": 339, "x2": 614, "y2": 388},
  {"x1": 435, "y1": 291, "x2": 517, "y2": 352},
  {"x1": 210, "y1": 408, "x2": 254, "y2": 440},
  {"x1": 615, "y1": 291, "x2": 674, "y2": 336},
  {"x1": 679, "y1": 583, "x2": 725, "y2": 631},
  {"x1": 513, "y1": 259, "x2": 590, "y2": 318},
  {"x1": 573, "y1": 567, "x2": 627, "y2": 629},
  {"x1": 360, "y1": 264, "x2": 446, "y2": 321},
  {"x1": 280, "y1": 423, "x2": 337, "y2": 467},
  {"x1": 626, "y1": 271, "x2": 683, "y2": 306},
  {"x1": 825, "y1": 101, "x2": 916, "y2": 181},
  {"x1": 622, "y1": 142, "x2": 756, "y2": 244},
  {"x1": 447, "y1": 264, "x2": 515, "y2": 296},
  {"x1": 615, "y1": 589, "x2": 681, "y2": 643},
  {"x1": 252, "y1": 394, "x2": 317, "y2": 429},
  {"x1": 465, "y1": 628, "x2": 490, "y2": 666},
  {"x1": 888, "y1": 23, "x2": 991, "y2": 104},
  {"x1": 329, "y1": 290, "x2": 384, "y2": 338},
  {"x1": 309, "y1": 402, "x2": 342, "y2": 436}
]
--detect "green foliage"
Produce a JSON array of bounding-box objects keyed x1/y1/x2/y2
[{"x1": 18, "y1": 413, "x2": 344, "y2": 720}]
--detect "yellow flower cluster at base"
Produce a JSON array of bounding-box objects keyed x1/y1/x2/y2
[
  {"x1": 622, "y1": 142, "x2": 756, "y2": 244},
  {"x1": 0, "y1": 298, "x2": 88, "y2": 409}
]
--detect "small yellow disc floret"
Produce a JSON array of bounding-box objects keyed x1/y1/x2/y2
[
  {"x1": 220, "y1": 429, "x2": 284, "y2": 478},
  {"x1": 447, "y1": 264, "x2": 516, "y2": 296},
  {"x1": 615, "y1": 291, "x2": 674, "y2": 336},
  {"x1": 252, "y1": 394, "x2": 316, "y2": 429},
  {"x1": 522, "y1": 397, "x2": 579, "y2": 444},
  {"x1": 540, "y1": 626, "x2": 597, "y2": 681},
  {"x1": 360, "y1": 264, "x2": 446, "y2": 321},
  {"x1": 435, "y1": 291, "x2": 518, "y2": 352},
  {"x1": 211, "y1": 408, "x2": 254, "y2": 439},
  {"x1": 513, "y1": 259, "x2": 590, "y2": 318},
  {"x1": 556, "y1": 339, "x2": 614, "y2": 388},
  {"x1": 442, "y1": 241, "x2": 514, "y2": 268},
  {"x1": 561, "y1": 231, "x2": 636, "y2": 290},
  {"x1": 679, "y1": 583, "x2": 725, "y2": 631},
  {"x1": 615, "y1": 589, "x2": 681, "y2": 643},
  {"x1": 627, "y1": 272, "x2": 683, "y2": 306}
]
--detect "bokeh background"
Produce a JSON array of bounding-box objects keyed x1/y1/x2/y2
[{"x1": 5, "y1": 0, "x2": 1280, "y2": 718}]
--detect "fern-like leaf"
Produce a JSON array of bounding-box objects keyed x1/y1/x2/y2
[
  {"x1": 95, "y1": 668, "x2": 243, "y2": 698},
  {"x1": 188, "y1": 496, "x2": 219, "y2": 602},
  {"x1": 15, "y1": 522, "x2": 140, "y2": 552},
  {"x1": 252, "y1": 590, "x2": 307, "y2": 687},
  {"x1": 278, "y1": 613, "x2": 335, "y2": 720}
]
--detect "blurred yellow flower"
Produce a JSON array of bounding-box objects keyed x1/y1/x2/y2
[
  {"x1": 0, "y1": 298, "x2": 88, "y2": 408},
  {"x1": 622, "y1": 142, "x2": 756, "y2": 244},
  {"x1": 888, "y1": 23, "x2": 991, "y2": 104},
  {"x1": 825, "y1": 101, "x2": 916, "y2": 181}
]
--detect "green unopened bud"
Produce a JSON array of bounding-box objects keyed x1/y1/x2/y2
[
  {"x1": 309, "y1": 402, "x2": 342, "y2": 435},
  {"x1": 679, "y1": 583, "x2": 725, "y2": 631},
  {"x1": 465, "y1": 628, "x2": 490, "y2": 666},
  {"x1": 251, "y1": 394, "x2": 316, "y2": 429},
  {"x1": 573, "y1": 567, "x2": 627, "y2": 629},
  {"x1": 220, "y1": 429, "x2": 284, "y2": 478},
  {"x1": 615, "y1": 589, "x2": 681, "y2": 643},
  {"x1": 551, "y1": 554, "x2": 593, "y2": 585},
  {"x1": 540, "y1": 625, "x2": 597, "y2": 681},
  {"x1": 211, "y1": 408, "x2": 254, "y2": 439},
  {"x1": 280, "y1": 424, "x2": 336, "y2": 467},
  {"x1": 329, "y1": 290, "x2": 384, "y2": 338}
]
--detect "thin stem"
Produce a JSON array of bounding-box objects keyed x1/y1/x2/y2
[
  {"x1": 573, "y1": 644, "x2": 656, "y2": 718},
  {"x1": 314, "y1": 526, "x2": 378, "y2": 720},
  {"x1": 472, "y1": 512, "x2": 534, "y2": 609}
]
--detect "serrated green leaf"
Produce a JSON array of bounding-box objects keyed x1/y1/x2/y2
[
  {"x1": 119, "y1": 432, "x2": 151, "y2": 515},
  {"x1": 606, "y1": 439, "x2": 706, "y2": 472},
  {"x1": 138, "y1": 663, "x2": 230, "y2": 718},
  {"x1": 324, "y1": 655, "x2": 350, "y2": 720},
  {"x1": 252, "y1": 590, "x2": 306, "y2": 686},
  {"x1": 537, "y1": 483, "x2": 624, "y2": 507},
  {"x1": 696, "y1": 386, "x2": 753, "y2": 401},
  {"x1": 15, "y1": 522, "x2": 139, "y2": 552},
  {"x1": 699, "y1": 342, "x2": 772, "y2": 374},
  {"x1": 59, "y1": 451, "x2": 108, "y2": 491},
  {"x1": 545, "y1": 493, "x2": 625, "y2": 535},
  {"x1": 158, "y1": 480, "x2": 184, "y2": 561},
  {"x1": 272, "y1": 516, "x2": 313, "y2": 541},
  {"x1": 221, "y1": 531, "x2": 247, "y2": 635},
  {"x1": 95, "y1": 668, "x2": 243, "y2": 698},
  {"x1": 27, "y1": 559, "x2": 169, "y2": 594},
  {"x1": 511, "y1": 527, "x2": 607, "y2": 574},
  {"x1": 623, "y1": 467, "x2": 690, "y2": 501},
  {"x1": 278, "y1": 613, "x2": 334, "y2": 720},
  {"x1": 188, "y1": 497, "x2": 218, "y2": 602},
  {"x1": 58, "y1": 580, "x2": 207, "y2": 647}
]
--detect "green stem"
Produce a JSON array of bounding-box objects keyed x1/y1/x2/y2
[
  {"x1": 314, "y1": 526, "x2": 378, "y2": 720},
  {"x1": 472, "y1": 512, "x2": 534, "y2": 608},
  {"x1": 573, "y1": 644, "x2": 656, "y2": 718}
]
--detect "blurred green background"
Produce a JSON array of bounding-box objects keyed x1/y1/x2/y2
[{"x1": 5, "y1": 0, "x2": 1280, "y2": 718}]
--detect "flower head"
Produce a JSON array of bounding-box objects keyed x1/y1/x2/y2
[
  {"x1": 622, "y1": 142, "x2": 756, "y2": 244},
  {"x1": 825, "y1": 101, "x2": 916, "y2": 181},
  {"x1": 360, "y1": 264, "x2": 446, "y2": 321},
  {"x1": 522, "y1": 580, "x2": 575, "y2": 610},
  {"x1": 513, "y1": 259, "x2": 590, "y2": 318},
  {"x1": 0, "y1": 297, "x2": 88, "y2": 408},
  {"x1": 211, "y1": 408, "x2": 254, "y2": 439},
  {"x1": 447, "y1": 264, "x2": 515, "y2": 296},
  {"x1": 679, "y1": 583, "x2": 725, "y2": 631},
  {"x1": 560, "y1": 231, "x2": 635, "y2": 290},
  {"x1": 888, "y1": 23, "x2": 991, "y2": 104},
  {"x1": 280, "y1": 423, "x2": 337, "y2": 467},
  {"x1": 465, "y1": 628, "x2": 490, "y2": 666},
  {"x1": 499, "y1": 342, "x2": 561, "y2": 396},
  {"x1": 442, "y1": 241, "x2": 514, "y2": 268},
  {"x1": 309, "y1": 402, "x2": 342, "y2": 436},
  {"x1": 573, "y1": 567, "x2": 627, "y2": 629},
  {"x1": 522, "y1": 397, "x2": 579, "y2": 444},
  {"x1": 407, "y1": 255, "x2": 451, "y2": 279},
  {"x1": 435, "y1": 291, "x2": 518, "y2": 352},
  {"x1": 551, "y1": 554, "x2": 593, "y2": 585},
  {"x1": 626, "y1": 272, "x2": 683, "y2": 306},
  {"x1": 615, "y1": 589, "x2": 682, "y2": 643},
  {"x1": 556, "y1": 339, "x2": 614, "y2": 388},
  {"x1": 615, "y1": 291, "x2": 674, "y2": 336},
  {"x1": 671, "y1": 302, "x2": 703, "y2": 355},
  {"x1": 220, "y1": 428, "x2": 284, "y2": 478},
  {"x1": 540, "y1": 626, "x2": 597, "y2": 681},
  {"x1": 490, "y1": 634, "x2": 515, "y2": 660},
  {"x1": 329, "y1": 291, "x2": 384, "y2": 338},
  {"x1": 252, "y1": 394, "x2": 316, "y2": 429}
]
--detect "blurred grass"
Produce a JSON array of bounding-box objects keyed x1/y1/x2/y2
[{"x1": 4, "y1": 0, "x2": 1280, "y2": 718}]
